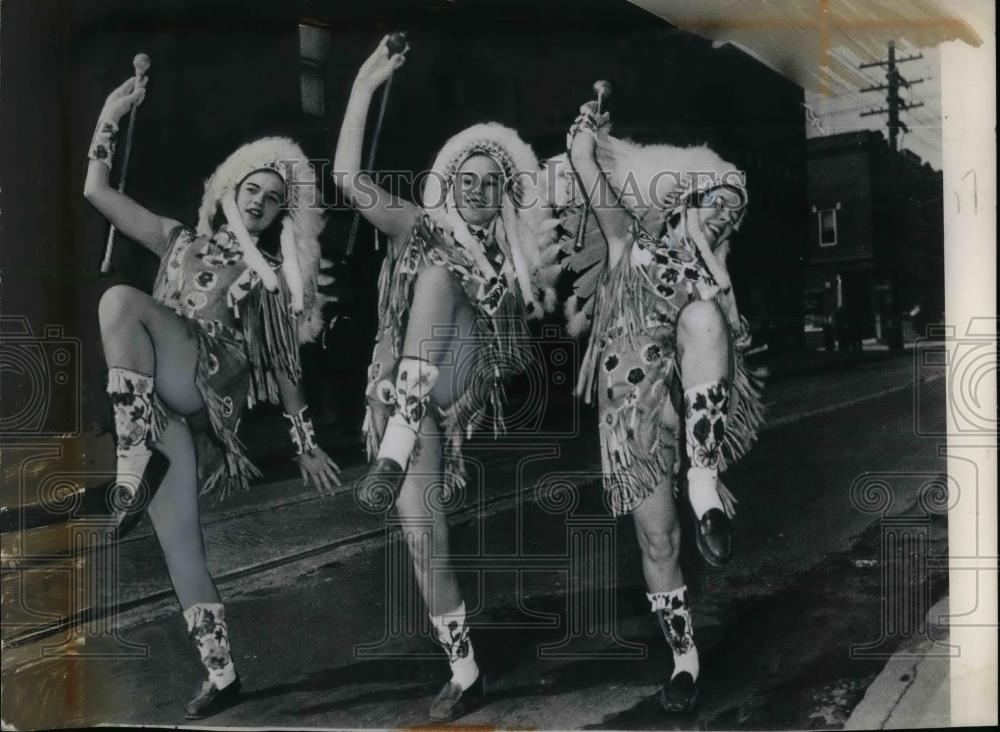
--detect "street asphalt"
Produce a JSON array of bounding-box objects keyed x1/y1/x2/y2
[{"x1": 2, "y1": 353, "x2": 953, "y2": 729}]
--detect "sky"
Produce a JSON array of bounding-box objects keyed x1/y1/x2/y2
[
  {"x1": 630, "y1": 0, "x2": 995, "y2": 174},
  {"x1": 804, "y1": 43, "x2": 943, "y2": 170},
  {"x1": 808, "y1": 0, "x2": 995, "y2": 173}
]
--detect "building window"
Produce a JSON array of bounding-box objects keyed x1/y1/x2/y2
[
  {"x1": 818, "y1": 208, "x2": 838, "y2": 247},
  {"x1": 299, "y1": 23, "x2": 329, "y2": 117}
]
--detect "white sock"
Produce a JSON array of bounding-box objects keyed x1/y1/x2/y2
[
  {"x1": 184, "y1": 603, "x2": 238, "y2": 690},
  {"x1": 208, "y1": 659, "x2": 238, "y2": 689},
  {"x1": 648, "y1": 588, "x2": 700, "y2": 681},
  {"x1": 376, "y1": 418, "x2": 417, "y2": 469},
  {"x1": 430, "y1": 601, "x2": 479, "y2": 690},
  {"x1": 448, "y1": 649, "x2": 479, "y2": 691},
  {"x1": 688, "y1": 467, "x2": 724, "y2": 518},
  {"x1": 116, "y1": 446, "x2": 152, "y2": 498},
  {"x1": 671, "y1": 639, "x2": 700, "y2": 680},
  {"x1": 108, "y1": 366, "x2": 156, "y2": 498}
]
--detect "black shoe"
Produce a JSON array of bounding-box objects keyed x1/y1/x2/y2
[
  {"x1": 429, "y1": 674, "x2": 486, "y2": 723},
  {"x1": 695, "y1": 507, "x2": 732, "y2": 567},
  {"x1": 185, "y1": 674, "x2": 242, "y2": 720},
  {"x1": 105, "y1": 449, "x2": 170, "y2": 540},
  {"x1": 355, "y1": 457, "x2": 405, "y2": 513},
  {"x1": 659, "y1": 671, "x2": 699, "y2": 714}
]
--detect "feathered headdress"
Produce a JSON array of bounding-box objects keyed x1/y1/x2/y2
[
  {"x1": 421, "y1": 123, "x2": 561, "y2": 316},
  {"x1": 197, "y1": 136, "x2": 328, "y2": 343},
  {"x1": 595, "y1": 136, "x2": 748, "y2": 236},
  {"x1": 549, "y1": 132, "x2": 749, "y2": 335}
]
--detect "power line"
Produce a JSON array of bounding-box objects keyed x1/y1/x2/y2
[{"x1": 859, "y1": 41, "x2": 926, "y2": 152}]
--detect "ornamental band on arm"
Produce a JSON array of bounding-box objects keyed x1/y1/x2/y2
[
  {"x1": 284, "y1": 405, "x2": 318, "y2": 456},
  {"x1": 89, "y1": 120, "x2": 119, "y2": 169}
]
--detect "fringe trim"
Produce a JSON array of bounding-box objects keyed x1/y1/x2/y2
[
  {"x1": 187, "y1": 323, "x2": 262, "y2": 501},
  {"x1": 580, "y1": 247, "x2": 766, "y2": 480},
  {"x1": 240, "y1": 275, "x2": 302, "y2": 406},
  {"x1": 106, "y1": 368, "x2": 169, "y2": 447},
  {"x1": 439, "y1": 405, "x2": 472, "y2": 496},
  {"x1": 363, "y1": 214, "x2": 536, "y2": 497},
  {"x1": 599, "y1": 398, "x2": 675, "y2": 516},
  {"x1": 716, "y1": 479, "x2": 739, "y2": 518},
  {"x1": 719, "y1": 321, "x2": 767, "y2": 471},
  {"x1": 106, "y1": 367, "x2": 141, "y2": 394},
  {"x1": 576, "y1": 253, "x2": 650, "y2": 402}
]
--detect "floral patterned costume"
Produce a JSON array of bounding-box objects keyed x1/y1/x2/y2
[
  {"x1": 363, "y1": 212, "x2": 535, "y2": 492},
  {"x1": 152, "y1": 224, "x2": 303, "y2": 498},
  {"x1": 576, "y1": 215, "x2": 764, "y2": 516}
]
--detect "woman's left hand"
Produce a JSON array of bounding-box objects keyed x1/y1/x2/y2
[
  {"x1": 684, "y1": 207, "x2": 732, "y2": 292},
  {"x1": 297, "y1": 447, "x2": 342, "y2": 496}
]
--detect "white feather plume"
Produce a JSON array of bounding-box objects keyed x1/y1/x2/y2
[{"x1": 197, "y1": 136, "x2": 326, "y2": 343}]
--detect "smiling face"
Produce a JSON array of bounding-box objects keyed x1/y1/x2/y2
[
  {"x1": 697, "y1": 186, "x2": 745, "y2": 249},
  {"x1": 453, "y1": 154, "x2": 504, "y2": 227},
  {"x1": 236, "y1": 170, "x2": 286, "y2": 234}
]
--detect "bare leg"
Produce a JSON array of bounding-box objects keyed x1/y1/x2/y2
[
  {"x1": 99, "y1": 284, "x2": 203, "y2": 414},
  {"x1": 389, "y1": 266, "x2": 482, "y2": 697},
  {"x1": 393, "y1": 265, "x2": 475, "y2": 613},
  {"x1": 401, "y1": 265, "x2": 464, "y2": 365},
  {"x1": 147, "y1": 414, "x2": 220, "y2": 608},
  {"x1": 632, "y1": 471, "x2": 683, "y2": 593},
  {"x1": 395, "y1": 417, "x2": 481, "y2": 698},
  {"x1": 99, "y1": 284, "x2": 205, "y2": 529},
  {"x1": 101, "y1": 287, "x2": 241, "y2": 708},
  {"x1": 633, "y1": 471, "x2": 701, "y2": 709},
  {"x1": 100, "y1": 286, "x2": 218, "y2": 602},
  {"x1": 676, "y1": 300, "x2": 730, "y2": 388},
  {"x1": 676, "y1": 299, "x2": 734, "y2": 565},
  {"x1": 371, "y1": 266, "x2": 468, "y2": 470},
  {"x1": 393, "y1": 416, "x2": 460, "y2": 615}
]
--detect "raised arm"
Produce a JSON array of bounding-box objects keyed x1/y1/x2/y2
[
  {"x1": 568, "y1": 103, "x2": 630, "y2": 269},
  {"x1": 333, "y1": 36, "x2": 418, "y2": 244},
  {"x1": 83, "y1": 77, "x2": 179, "y2": 258}
]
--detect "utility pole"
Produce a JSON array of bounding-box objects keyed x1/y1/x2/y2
[
  {"x1": 860, "y1": 41, "x2": 925, "y2": 152},
  {"x1": 859, "y1": 41, "x2": 925, "y2": 352}
]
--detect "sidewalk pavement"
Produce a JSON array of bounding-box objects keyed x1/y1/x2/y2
[{"x1": 844, "y1": 596, "x2": 952, "y2": 729}]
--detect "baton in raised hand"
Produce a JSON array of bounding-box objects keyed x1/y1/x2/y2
[{"x1": 100, "y1": 53, "x2": 151, "y2": 275}]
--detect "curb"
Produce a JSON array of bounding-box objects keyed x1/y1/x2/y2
[{"x1": 843, "y1": 596, "x2": 952, "y2": 730}]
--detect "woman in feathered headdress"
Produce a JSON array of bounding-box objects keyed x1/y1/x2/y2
[
  {"x1": 333, "y1": 37, "x2": 559, "y2": 723},
  {"x1": 84, "y1": 77, "x2": 341, "y2": 719},
  {"x1": 551, "y1": 100, "x2": 764, "y2": 714}
]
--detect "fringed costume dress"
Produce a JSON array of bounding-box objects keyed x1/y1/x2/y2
[
  {"x1": 151, "y1": 223, "x2": 304, "y2": 499},
  {"x1": 363, "y1": 211, "x2": 535, "y2": 493},
  {"x1": 575, "y1": 214, "x2": 764, "y2": 516}
]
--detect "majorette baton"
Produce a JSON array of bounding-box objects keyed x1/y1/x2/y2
[{"x1": 100, "y1": 53, "x2": 151, "y2": 275}]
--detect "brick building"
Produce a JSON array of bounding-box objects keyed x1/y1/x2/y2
[{"x1": 803, "y1": 130, "x2": 944, "y2": 349}]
